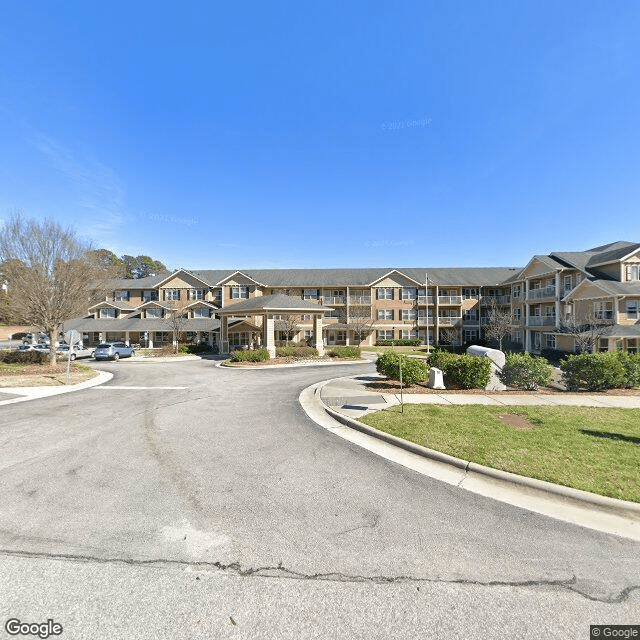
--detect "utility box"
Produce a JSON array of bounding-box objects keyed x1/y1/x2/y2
[{"x1": 428, "y1": 367, "x2": 446, "y2": 390}]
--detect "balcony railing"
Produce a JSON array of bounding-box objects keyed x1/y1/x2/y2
[
  {"x1": 322, "y1": 296, "x2": 346, "y2": 305},
  {"x1": 348, "y1": 295, "x2": 372, "y2": 305},
  {"x1": 527, "y1": 316, "x2": 557, "y2": 327},
  {"x1": 417, "y1": 295, "x2": 435, "y2": 305},
  {"x1": 417, "y1": 316, "x2": 434, "y2": 327},
  {"x1": 438, "y1": 296, "x2": 462, "y2": 305},
  {"x1": 438, "y1": 316, "x2": 462, "y2": 326},
  {"x1": 483, "y1": 295, "x2": 511, "y2": 304},
  {"x1": 527, "y1": 287, "x2": 557, "y2": 300}
]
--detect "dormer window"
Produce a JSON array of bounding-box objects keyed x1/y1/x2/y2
[
  {"x1": 146, "y1": 308, "x2": 163, "y2": 318},
  {"x1": 231, "y1": 286, "x2": 249, "y2": 299},
  {"x1": 193, "y1": 307, "x2": 211, "y2": 318},
  {"x1": 188, "y1": 288, "x2": 205, "y2": 300},
  {"x1": 99, "y1": 307, "x2": 117, "y2": 318},
  {"x1": 626, "y1": 265, "x2": 640, "y2": 281}
]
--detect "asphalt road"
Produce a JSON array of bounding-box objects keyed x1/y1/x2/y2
[{"x1": 0, "y1": 359, "x2": 638, "y2": 639}]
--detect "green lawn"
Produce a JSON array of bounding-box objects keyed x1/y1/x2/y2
[
  {"x1": 361, "y1": 345, "x2": 431, "y2": 357},
  {"x1": 360, "y1": 405, "x2": 640, "y2": 503}
]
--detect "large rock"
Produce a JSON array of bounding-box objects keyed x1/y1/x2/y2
[{"x1": 466, "y1": 345, "x2": 507, "y2": 391}]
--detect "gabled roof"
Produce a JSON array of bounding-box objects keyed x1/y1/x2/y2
[
  {"x1": 88, "y1": 300, "x2": 135, "y2": 311},
  {"x1": 183, "y1": 301, "x2": 219, "y2": 310},
  {"x1": 562, "y1": 278, "x2": 640, "y2": 302},
  {"x1": 212, "y1": 270, "x2": 265, "y2": 286},
  {"x1": 153, "y1": 268, "x2": 213, "y2": 289},
  {"x1": 587, "y1": 243, "x2": 640, "y2": 267},
  {"x1": 218, "y1": 293, "x2": 330, "y2": 314},
  {"x1": 136, "y1": 300, "x2": 172, "y2": 310},
  {"x1": 367, "y1": 269, "x2": 424, "y2": 286}
]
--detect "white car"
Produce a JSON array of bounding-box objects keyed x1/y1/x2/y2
[{"x1": 56, "y1": 344, "x2": 94, "y2": 360}]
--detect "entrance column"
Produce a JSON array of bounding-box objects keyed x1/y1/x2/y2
[
  {"x1": 148, "y1": 332, "x2": 154, "y2": 349},
  {"x1": 125, "y1": 331, "x2": 130, "y2": 346},
  {"x1": 314, "y1": 315, "x2": 325, "y2": 356},
  {"x1": 264, "y1": 314, "x2": 276, "y2": 358}
]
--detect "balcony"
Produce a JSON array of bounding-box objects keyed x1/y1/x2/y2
[
  {"x1": 527, "y1": 287, "x2": 557, "y2": 301},
  {"x1": 527, "y1": 316, "x2": 557, "y2": 327},
  {"x1": 322, "y1": 295, "x2": 345, "y2": 305},
  {"x1": 438, "y1": 316, "x2": 462, "y2": 326},
  {"x1": 484, "y1": 295, "x2": 511, "y2": 305},
  {"x1": 417, "y1": 295, "x2": 435, "y2": 305},
  {"x1": 417, "y1": 316, "x2": 434, "y2": 327},
  {"x1": 438, "y1": 296, "x2": 462, "y2": 305},
  {"x1": 348, "y1": 295, "x2": 372, "y2": 305}
]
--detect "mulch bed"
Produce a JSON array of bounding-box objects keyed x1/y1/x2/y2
[
  {"x1": 225, "y1": 357, "x2": 365, "y2": 367},
  {"x1": 364, "y1": 379, "x2": 640, "y2": 396},
  {"x1": 0, "y1": 364, "x2": 71, "y2": 376}
]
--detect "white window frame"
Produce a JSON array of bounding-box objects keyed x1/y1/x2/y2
[
  {"x1": 114, "y1": 290, "x2": 130, "y2": 301},
  {"x1": 400, "y1": 329, "x2": 418, "y2": 340},
  {"x1": 193, "y1": 307, "x2": 211, "y2": 318},
  {"x1": 626, "y1": 265, "x2": 640, "y2": 281},
  {"x1": 99, "y1": 307, "x2": 117, "y2": 318},
  {"x1": 401, "y1": 287, "x2": 417, "y2": 300},
  {"x1": 303, "y1": 289, "x2": 320, "y2": 300},
  {"x1": 377, "y1": 309, "x2": 393, "y2": 320},
  {"x1": 231, "y1": 286, "x2": 250, "y2": 299},
  {"x1": 142, "y1": 290, "x2": 158, "y2": 302},
  {"x1": 626, "y1": 300, "x2": 639, "y2": 320},
  {"x1": 164, "y1": 289, "x2": 180, "y2": 301},
  {"x1": 401, "y1": 309, "x2": 417, "y2": 321},
  {"x1": 188, "y1": 288, "x2": 205, "y2": 301},
  {"x1": 545, "y1": 333, "x2": 556, "y2": 349},
  {"x1": 145, "y1": 308, "x2": 163, "y2": 318},
  {"x1": 376, "y1": 288, "x2": 393, "y2": 300},
  {"x1": 377, "y1": 329, "x2": 394, "y2": 341}
]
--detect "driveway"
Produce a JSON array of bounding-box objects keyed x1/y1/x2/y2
[{"x1": 0, "y1": 359, "x2": 638, "y2": 639}]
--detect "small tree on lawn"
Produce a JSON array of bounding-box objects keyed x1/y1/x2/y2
[
  {"x1": 482, "y1": 298, "x2": 513, "y2": 350},
  {"x1": 277, "y1": 314, "x2": 301, "y2": 344},
  {"x1": 163, "y1": 302, "x2": 190, "y2": 353},
  {"x1": 439, "y1": 327, "x2": 460, "y2": 347},
  {"x1": 0, "y1": 214, "x2": 113, "y2": 365},
  {"x1": 558, "y1": 311, "x2": 613, "y2": 354}
]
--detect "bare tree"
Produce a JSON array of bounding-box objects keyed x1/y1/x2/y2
[
  {"x1": 439, "y1": 327, "x2": 461, "y2": 346},
  {"x1": 482, "y1": 298, "x2": 513, "y2": 350},
  {"x1": 275, "y1": 314, "x2": 301, "y2": 344},
  {"x1": 558, "y1": 311, "x2": 613, "y2": 353},
  {"x1": 162, "y1": 302, "x2": 190, "y2": 353},
  {"x1": 0, "y1": 214, "x2": 113, "y2": 365},
  {"x1": 342, "y1": 305, "x2": 375, "y2": 345}
]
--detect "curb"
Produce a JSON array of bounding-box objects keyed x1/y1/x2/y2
[
  {"x1": 217, "y1": 359, "x2": 370, "y2": 370},
  {"x1": 0, "y1": 370, "x2": 114, "y2": 406},
  {"x1": 300, "y1": 377, "x2": 640, "y2": 541}
]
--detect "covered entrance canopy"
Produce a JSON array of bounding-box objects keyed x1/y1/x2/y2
[{"x1": 216, "y1": 293, "x2": 332, "y2": 357}]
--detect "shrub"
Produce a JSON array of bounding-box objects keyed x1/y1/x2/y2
[
  {"x1": 375, "y1": 339, "x2": 422, "y2": 347},
  {"x1": 613, "y1": 351, "x2": 640, "y2": 388},
  {"x1": 499, "y1": 353, "x2": 553, "y2": 390},
  {"x1": 231, "y1": 348, "x2": 270, "y2": 362},
  {"x1": 540, "y1": 348, "x2": 568, "y2": 366},
  {"x1": 425, "y1": 350, "x2": 491, "y2": 389},
  {"x1": 327, "y1": 346, "x2": 361, "y2": 359},
  {"x1": 560, "y1": 352, "x2": 626, "y2": 391},
  {"x1": 0, "y1": 350, "x2": 48, "y2": 365},
  {"x1": 178, "y1": 343, "x2": 190, "y2": 354},
  {"x1": 375, "y1": 351, "x2": 429, "y2": 385},
  {"x1": 276, "y1": 345, "x2": 319, "y2": 358}
]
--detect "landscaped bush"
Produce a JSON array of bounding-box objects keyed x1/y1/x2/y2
[
  {"x1": 498, "y1": 353, "x2": 553, "y2": 390},
  {"x1": 375, "y1": 351, "x2": 429, "y2": 385},
  {"x1": 0, "y1": 350, "x2": 48, "y2": 365},
  {"x1": 560, "y1": 352, "x2": 626, "y2": 391},
  {"x1": 327, "y1": 346, "x2": 361, "y2": 359},
  {"x1": 540, "y1": 348, "x2": 568, "y2": 366},
  {"x1": 276, "y1": 345, "x2": 319, "y2": 358},
  {"x1": 231, "y1": 348, "x2": 270, "y2": 362},
  {"x1": 375, "y1": 339, "x2": 422, "y2": 347},
  {"x1": 613, "y1": 351, "x2": 640, "y2": 388},
  {"x1": 178, "y1": 343, "x2": 190, "y2": 354},
  {"x1": 425, "y1": 350, "x2": 491, "y2": 389}
]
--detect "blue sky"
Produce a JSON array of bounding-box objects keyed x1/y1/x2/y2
[{"x1": 1, "y1": 1, "x2": 639, "y2": 270}]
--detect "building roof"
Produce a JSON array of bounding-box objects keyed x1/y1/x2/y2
[
  {"x1": 600, "y1": 324, "x2": 640, "y2": 339},
  {"x1": 88, "y1": 300, "x2": 136, "y2": 311},
  {"x1": 62, "y1": 316, "x2": 220, "y2": 332},
  {"x1": 217, "y1": 293, "x2": 331, "y2": 314}
]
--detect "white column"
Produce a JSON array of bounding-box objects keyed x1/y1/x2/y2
[
  {"x1": 264, "y1": 316, "x2": 276, "y2": 358},
  {"x1": 314, "y1": 315, "x2": 325, "y2": 356},
  {"x1": 555, "y1": 272, "x2": 561, "y2": 327},
  {"x1": 148, "y1": 333, "x2": 154, "y2": 349}
]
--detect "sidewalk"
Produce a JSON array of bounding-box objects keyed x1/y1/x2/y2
[{"x1": 320, "y1": 374, "x2": 640, "y2": 420}]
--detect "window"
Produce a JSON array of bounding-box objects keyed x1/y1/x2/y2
[
  {"x1": 188, "y1": 289, "x2": 205, "y2": 301},
  {"x1": 193, "y1": 307, "x2": 211, "y2": 318},
  {"x1": 303, "y1": 289, "x2": 319, "y2": 300},
  {"x1": 153, "y1": 332, "x2": 172, "y2": 344},
  {"x1": 463, "y1": 309, "x2": 478, "y2": 321},
  {"x1": 626, "y1": 265, "x2": 640, "y2": 281},
  {"x1": 401, "y1": 287, "x2": 417, "y2": 300},
  {"x1": 545, "y1": 306, "x2": 556, "y2": 317},
  {"x1": 229, "y1": 332, "x2": 250, "y2": 346},
  {"x1": 626, "y1": 300, "x2": 639, "y2": 320},
  {"x1": 594, "y1": 301, "x2": 613, "y2": 320},
  {"x1": 533, "y1": 333, "x2": 541, "y2": 350},
  {"x1": 146, "y1": 308, "x2": 163, "y2": 318},
  {"x1": 400, "y1": 330, "x2": 418, "y2": 340},
  {"x1": 231, "y1": 286, "x2": 250, "y2": 299},
  {"x1": 514, "y1": 308, "x2": 521, "y2": 321},
  {"x1": 304, "y1": 330, "x2": 313, "y2": 341},
  {"x1": 462, "y1": 288, "x2": 479, "y2": 299},
  {"x1": 514, "y1": 331, "x2": 522, "y2": 344},
  {"x1": 302, "y1": 314, "x2": 312, "y2": 321},
  {"x1": 114, "y1": 290, "x2": 129, "y2": 301},
  {"x1": 377, "y1": 309, "x2": 393, "y2": 320},
  {"x1": 464, "y1": 329, "x2": 477, "y2": 342},
  {"x1": 142, "y1": 290, "x2": 158, "y2": 302},
  {"x1": 599, "y1": 338, "x2": 609, "y2": 352},
  {"x1": 563, "y1": 275, "x2": 573, "y2": 293},
  {"x1": 545, "y1": 334, "x2": 556, "y2": 349},
  {"x1": 512, "y1": 285, "x2": 521, "y2": 298},
  {"x1": 99, "y1": 307, "x2": 117, "y2": 318},
  {"x1": 376, "y1": 288, "x2": 393, "y2": 300},
  {"x1": 627, "y1": 339, "x2": 638, "y2": 354},
  {"x1": 324, "y1": 309, "x2": 340, "y2": 318},
  {"x1": 377, "y1": 329, "x2": 394, "y2": 341},
  {"x1": 164, "y1": 289, "x2": 180, "y2": 301},
  {"x1": 401, "y1": 309, "x2": 417, "y2": 321}
]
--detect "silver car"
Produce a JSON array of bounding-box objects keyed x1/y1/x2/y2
[
  {"x1": 93, "y1": 342, "x2": 135, "y2": 361},
  {"x1": 56, "y1": 344, "x2": 94, "y2": 361}
]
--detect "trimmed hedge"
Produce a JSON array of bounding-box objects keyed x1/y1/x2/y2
[
  {"x1": 498, "y1": 353, "x2": 553, "y2": 390},
  {"x1": 327, "y1": 346, "x2": 361, "y2": 359},
  {"x1": 276, "y1": 345, "x2": 319, "y2": 358},
  {"x1": 425, "y1": 350, "x2": 491, "y2": 389},
  {"x1": 375, "y1": 339, "x2": 422, "y2": 347},
  {"x1": 0, "y1": 350, "x2": 48, "y2": 364},
  {"x1": 615, "y1": 351, "x2": 640, "y2": 388},
  {"x1": 560, "y1": 352, "x2": 625, "y2": 391},
  {"x1": 376, "y1": 351, "x2": 430, "y2": 385},
  {"x1": 231, "y1": 348, "x2": 270, "y2": 362}
]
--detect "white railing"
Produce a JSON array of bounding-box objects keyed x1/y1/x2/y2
[
  {"x1": 417, "y1": 295, "x2": 434, "y2": 305},
  {"x1": 322, "y1": 296, "x2": 346, "y2": 305},
  {"x1": 349, "y1": 296, "x2": 372, "y2": 305},
  {"x1": 484, "y1": 295, "x2": 511, "y2": 304},
  {"x1": 527, "y1": 316, "x2": 556, "y2": 326},
  {"x1": 438, "y1": 296, "x2": 462, "y2": 305},
  {"x1": 527, "y1": 287, "x2": 556, "y2": 300},
  {"x1": 438, "y1": 316, "x2": 462, "y2": 326},
  {"x1": 417, "y1": 316, "x2": 434, "y2": 326}
]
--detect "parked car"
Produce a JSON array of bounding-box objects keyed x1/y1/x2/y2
[
  {"x1": 56, "y1": 344, "x2": 94, "y2": 360},
  {"x1": 32, "y1": 344, "x2": 50, "y2": 353},
  {"x1": 93, "y1": 342, "x2": 135, "y2": 361},
  {"x1": 16, "y1": 344, "x2": 37, "y2": 352}
]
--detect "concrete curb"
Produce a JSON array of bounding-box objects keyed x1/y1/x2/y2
[
  {"x1": 0, "y1": 370, "x2": 114, "y2": 406},
  {"x1": 300, "y1": 377, "x2": 640, "y2": 541},
  {"x1": 217, "y1": 359, "x2": 370, "y2": 370}
]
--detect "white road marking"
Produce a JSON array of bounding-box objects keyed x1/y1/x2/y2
[{"x1": 93, "y1": 386, "x2": 188, "y2": 390}]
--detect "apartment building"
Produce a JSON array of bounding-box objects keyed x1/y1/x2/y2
[{"x1": 62, "y1": 240, "x2": 640, "y2": 355}]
